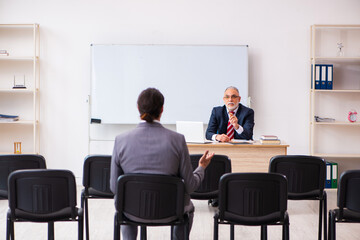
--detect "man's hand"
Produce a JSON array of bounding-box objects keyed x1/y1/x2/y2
[
  {"x1": 229, "y1": 112, "x2": 239, "y2": 130},
  {"x1": 215, "y1": 134, "x2": 230, "y2": 142},
  {"x1": 198, "y1": 150, "x2": 214, "y2": 169}
]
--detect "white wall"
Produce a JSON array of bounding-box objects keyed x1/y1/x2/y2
[{"x1": 1, "y1": 0, "x2": 360, "y2": 177}]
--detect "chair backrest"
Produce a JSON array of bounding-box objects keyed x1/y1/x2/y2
[
  {"x1": 0, "y1": 154, "x2": 46, "y2": 199},
  {"x1": 82, "y1": 155, "x2": 114, "y2": 197},
  {"x1": 269, "y1": 155, "x2": 326, "y2": 198},
  {"x1": 115, "y1": 174, "x2": 185, "y2": 223},
  {"x1": 8, "y1": 169, "x2": 78, "y2": 221},
  {"x1": 189, "y1": 154, "x2": 231, "y2": 199},
  {"x1": 337, "y1": 170, "x2": 360, "y2": 215},
  {"x1": 218, "y1": 172, "x2": 288, "y2": 224}
]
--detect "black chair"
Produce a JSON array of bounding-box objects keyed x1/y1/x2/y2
[
  {"x1": 329, "y1": 170, "x2": 360, "y2": 240},
  {"x1": 190, "y1": 154, "x2": 231, "y2": 206},
  {"x1": 0, "y1": 154, "x2": 46, "y2": 199},
  {"x1": 214, "y1": 172, "x2": 289, "y2": 240},
  {"x1": 6, "y1": 169, "x2": 83, "y2": 240},
  {"x1": 269, "y1": 155, "x2": 327, "y2": 240},
  {"x1": 81, "y1": 155, "x2": 114, "y2": 240},
  {"x1": 114, "y1": 174, "x2": 189, "y2": 240}
]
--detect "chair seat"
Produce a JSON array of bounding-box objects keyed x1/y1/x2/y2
[
  {"x1": 190, "y1": 190, "x2": 218, "y2": 200},
  {"x1": 12, "y1": 207, "x2": 80, "y2": 222},
  {"x1": 0, "y1": 189, "x2": 7, "y2": 199},
  {"x1": 87, "y1": 187, "x2": 114, "y2": 198},
  {"x1": 334, "y1": 208, "x2": 360, "y2": 222},
  {"x1": 221, "y1": 211, "x2": 284, "y2": 226},
  {"x1": 288, "y1": 190, "x2": 322, "y2": 200}
]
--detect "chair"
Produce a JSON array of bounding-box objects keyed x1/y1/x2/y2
[
  {"x1": 269, "y1": 155, "x2": 327, "y2": 240},
  {"x1": 0, "y1": 154, "x2": 46, "y2": 199},
  {"x1": 6, "y1": 169, "x2": 83, "y2": 240},
  {"x1": 81, "y1": 155, "x2": 114, "y2": 240},
  {"x1": 214, "y1": 172, "x2": 289, "y2": 240},
  {"x1": 113, "y1": 174, "x2": 189, "y2": 240},
  {"x1": 189, "y1": 154, "x2": 231, "y2": 206},
  {"x1": 329, "y1": 170, "x2": 360, "y2": 240}
]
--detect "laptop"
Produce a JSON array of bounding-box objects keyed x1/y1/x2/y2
[{"x1": 176, "y1": 121, "x2": 212, "y2": 143}]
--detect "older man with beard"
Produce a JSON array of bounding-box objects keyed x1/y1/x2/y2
[{"x1": 206, "y1": 86, "x2": 255, "y2": 142}]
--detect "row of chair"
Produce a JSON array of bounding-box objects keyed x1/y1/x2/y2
[{"x1": 1, "y1": 154, "x2": 360, "y2": 240}]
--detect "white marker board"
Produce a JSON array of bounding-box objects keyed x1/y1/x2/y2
[{"x1": 90, "y1": 44, "x2": 248, "y2": 124}]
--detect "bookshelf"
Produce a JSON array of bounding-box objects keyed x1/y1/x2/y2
[
  {"x1": 0, "y1": 24, "x2": 40, "y2": 154},
  {"x1": 310, "y1": 25, "x2": 360, "y2": 158}
]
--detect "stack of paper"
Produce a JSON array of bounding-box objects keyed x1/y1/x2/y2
[
  {"x1": 0, "y1": 114, "x2": 19, "y2": 122},
  {"x1": 260, "y1": 135, "x2": 280, "y2": 145}
]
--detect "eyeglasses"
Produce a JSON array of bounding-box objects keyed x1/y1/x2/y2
[{"x1": 223, "y1": 95, "x2": 240, "y2": 99}]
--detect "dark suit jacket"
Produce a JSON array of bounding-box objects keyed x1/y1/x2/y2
[{"x1": 205, "y1": 104, "x2": 255, "y2": 140}]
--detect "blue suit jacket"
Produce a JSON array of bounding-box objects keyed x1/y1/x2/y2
[{"x1": 205, "y1": 104, "x2": 255, "y2": 140}]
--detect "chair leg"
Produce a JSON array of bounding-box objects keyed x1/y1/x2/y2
[
  {"x1": 328, "y1": 210, "x2": 336, "y2": 240},
  {"x1": 79, "y1": 211, "x2": 84, "y2": 240},
  {"x1": 48, "y1": 222, "x2": 54, "y2": 240},
  {"x1": 213, "y1": 215, "x2": 219, "y2": 240},
  {"x1": 230, "y1": 224, "x2": 235, "y2": 240},
  {"x1": 140, "y1": 226, "x2": 147, "y2": 240},
  {"x1": 318, "y1": 197, "x2": 323, "y2": 240},
  {"x1": 283, "y1": 212, "x2": 290, "y2": 240},
  {"x1": 114, "y1": 214, "x2": 120, "y2": 240},
  {"x1": 81, "y1": 193, "x2": 89, "y2": 240},
  {"x1": 261, "y1": 225, "x2": 267, "y2": 240},
  {"x1": 323, "y1": 192, "x2": 327, "y2": 240},
  {"x1": 6, "y1": 212, "x2": 13, "y2": 240}
]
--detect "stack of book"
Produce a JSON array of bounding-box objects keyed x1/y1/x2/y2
[
  {"x1": 0, "y1": 114, "x2": 19, "y2": 122},
  {"x1": 260, "y1": 135, "x2": 280, "y2": 145},
  {"x1": 0, "y1": 50, "x2": 9, "y2": 56}
]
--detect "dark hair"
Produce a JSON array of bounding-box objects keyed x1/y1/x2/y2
[{"x1": 137, "y1": 88, "x2": 164, "y2": 123}]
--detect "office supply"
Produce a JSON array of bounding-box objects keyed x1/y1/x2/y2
[
  {"x1": 229, "y1": 139, "x2": 254, "y2": 144},
  {"x1": 314, "y1": 116, "x2": 335, "y2": 122},
  {"x1": 325, "y1": 161, "x2": 332, "y2": 188},
  {"x1": 260, "y1": 139, "x2": 281, "y2": 145},
  {"x1": 327, "y1": 64, "x2": 333, "y2": 89},
  {"x1": 90, "y1": 44, "x2": 249, "y2": 124},
  {"x1": 315, "y1": 65, "x2": 321, "y2": 89},
  {"x1": 321, "y1": 65, "x2": 327, "y2": 89},
  {"x1": 0, "y1": 114, "x2": 19, "y2": 122},
  {"x1": 331, "y1": 161, "x2": 338, "y2": 188},
  {"x1": 13, "y1": 142, "x2": 21, "y2": 154},
  {"x1": 260, "y1": 135, "x2": 278, "y2": 140},
  {"x1": 176, "y1": 121, "x2": 211, "y2": 143}
]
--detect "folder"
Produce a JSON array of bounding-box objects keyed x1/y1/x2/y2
[
  {"x1": 315, "y1": 65, "x2": 321, "y2": 89},
  {"x1": 327, "y1": 65, "x2": 333, "y2": 90},
  {"x1": 331, "y1": 162, "x2": 338, "y2": 188},
  {"x1": 325, "y1": 161, "x2": 332, "y2": 188},
  {"x1": 321, "y1": 65, "x2": 327, "y2": 89}
]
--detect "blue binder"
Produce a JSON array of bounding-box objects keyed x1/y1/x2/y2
[
  {"x1": 315, "y1": 65, "x2": 321, "y2": 89},
  {"x1": 325, "y1": 161, "x2": 332, "y2": 188},
  {"x1": 327, "y1": 64, "x2": 333, "y2": 90},
  {"x1": 320, "y1": 65, "x2": 327, "y2": 89}
]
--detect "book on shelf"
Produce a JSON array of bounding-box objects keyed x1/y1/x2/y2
[
  {"x1": 260, "y1": 135, "x2": 278, "y2": 140},
  {"x1": 314, "y1": 116, "x2": 335, "y2": 122},
  {"x1": 0, "y1": 114, "x2": 19, "y2": 122},
  {"x1": 260, "y1": 139, "x2": 281, "y2": 145}
]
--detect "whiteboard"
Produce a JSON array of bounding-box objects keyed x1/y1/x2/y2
[{"x1": 90, "y1": 45, "x2": 248, "y2": 124}]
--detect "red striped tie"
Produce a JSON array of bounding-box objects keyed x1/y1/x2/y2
[{"x1": 227, "y1": 111, "x2": 235, "y2": 140}]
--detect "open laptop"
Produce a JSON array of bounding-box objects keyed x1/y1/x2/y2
[{"x1": 176, "y1": 121, "x2": 212, "y2": 143}]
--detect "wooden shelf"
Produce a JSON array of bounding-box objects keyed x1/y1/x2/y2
[
  {"x1": 0, "y1": 89, "x2": 34, "y2": 93},
  {"x1": 312, "y1": 89, "x2": 360, "y2": 93},
  {"x1": 314, "y1": 153, "x2": 360, "y2": 158},
  {"x1": 0, "y1": 120, "x2": 36, "y2": 125},
  {"x1": 0, "y1": 56, "x2": 38, "y2": 61},
  {"x1": 313, "y1": 121, "x2": 360, "y2": 126}
]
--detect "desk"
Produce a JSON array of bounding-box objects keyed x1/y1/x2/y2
[{"x1": 187, "y1": 142, "x2": 289, "y2": 173}]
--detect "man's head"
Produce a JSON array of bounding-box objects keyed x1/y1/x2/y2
[{"x1": 223, "y1": 86, "x2": 241, "y2": 111}]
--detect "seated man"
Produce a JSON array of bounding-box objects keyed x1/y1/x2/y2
[{"x1": 206, "y1": 86, "x2": 255, "y2": 142}]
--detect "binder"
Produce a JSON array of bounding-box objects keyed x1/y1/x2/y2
[
  {"x1": 321, "y1": 65, "x2": 327, "y2": 89},
  {"x1": 315, "y1": 65, "x2": 321, "y2": 89},
  {"x1": 331, "y1": 162, "x2": 338, "y2": 188},
  {"x1": 327, "y1": 64, "x2": 333, "y2": 90},
  {"x1": 325, "y1": 161, "x2": 332, "y2": 188}
]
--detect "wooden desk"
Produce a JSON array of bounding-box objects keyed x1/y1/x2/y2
[{"x1": 187, "y1": 141, "x2": 289, "y2": 173}]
